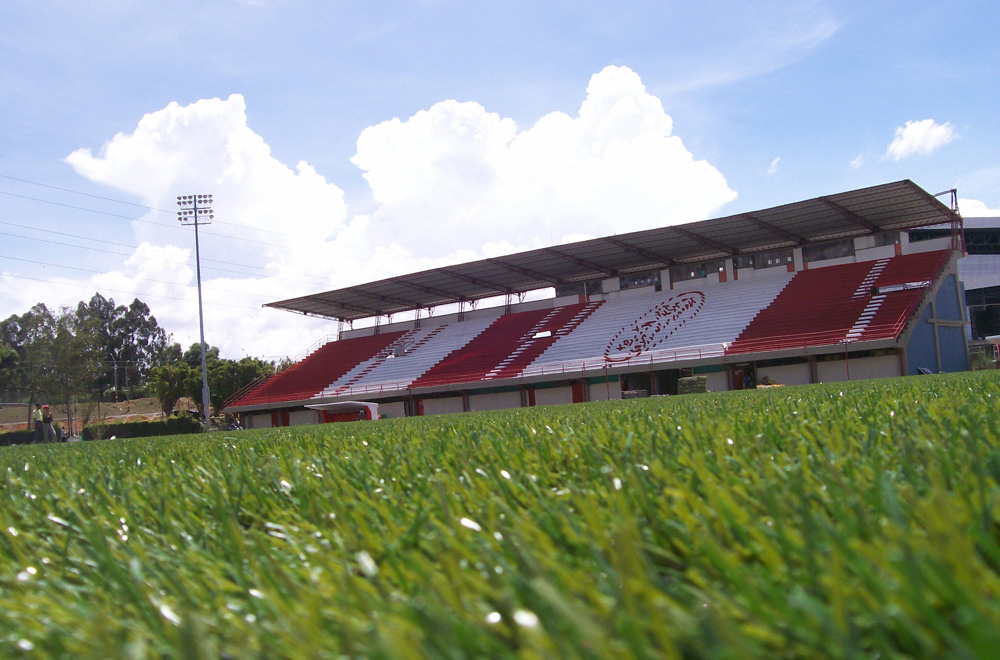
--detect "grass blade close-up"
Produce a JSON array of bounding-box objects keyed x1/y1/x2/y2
[{"x1": 2, "y1": 371, "x2": 1000, "y2": 658}]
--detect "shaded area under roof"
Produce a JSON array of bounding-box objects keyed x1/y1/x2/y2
[{"x1": 266, "y1": 180, "x2": 960, "y2": 322}]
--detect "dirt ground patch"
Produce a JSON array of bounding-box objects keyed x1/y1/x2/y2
[{"x1": 0, "y1": 397, "x2": 196, "y2": 434}]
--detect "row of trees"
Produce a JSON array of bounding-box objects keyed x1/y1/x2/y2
[
  {"x1": 0, "y1": 293, "x2": 280, "y2": 426},
  {"x1": 150, "y1": 343, "x2": 279, "y2": 417}
]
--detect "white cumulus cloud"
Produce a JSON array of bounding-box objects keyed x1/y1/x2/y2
[
  {"x1": 42, "y1": 66, "x2": 735, "y2": 359},
  {"x1": 885, "y1": 119, "x2": 959, "y2": 161},
  {"x1": 959, "y1": 199, "x2": 1000, "y2": 217},
  {"x1": 354, "y1": 65, "x2": 735, "y2": 258}
]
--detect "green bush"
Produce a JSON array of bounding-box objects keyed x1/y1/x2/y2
[
  {"x1": 0, "y1": 429, "x2": 35, "y2": 446},
  {"x1": 677, "y1": 374, "x2": 708, "y2": 393},
  {"x1": 0, "y1": 422, "x2": 63, "y2": 446},
  {"x1": 81, "y1": 414, "x2": 201, "y2": 441}
]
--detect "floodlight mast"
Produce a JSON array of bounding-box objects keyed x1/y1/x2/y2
[{"x1": 177, "y1": 194, "x2": 214, "y2": 427}]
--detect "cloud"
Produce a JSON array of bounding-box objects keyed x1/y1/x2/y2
[
  {"x1": 354, "y1": 65, "x2": 735, "y2": 258},
  {"x1": 959, "y1": 198, "x2": 1000, "y2": 217},
  {"x1": 35, "y1": 66, "x2": 735, "y2": 359},
  {"x1": 65, "y1": 95, "x2": 348, "y2": 264},
  {"x1": 767, "y1": 157, "x2": 780, "y2": 175},
  {"x1": 886, "y1": 119, "x2": 959, "y2": 161},
  {"x1": 850, "y1": 154, "x2": 864, "y2": 169},
  {"x1": 660, "y1": 5, "x2": 838, "y2": 93}
]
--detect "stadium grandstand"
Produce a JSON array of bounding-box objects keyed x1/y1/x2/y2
[{"x1": 226, "y1": 179, "x2": 972, "y2": 427}]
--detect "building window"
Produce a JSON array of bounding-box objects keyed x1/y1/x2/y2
[
  {"x1": 753, "y1": 249, "x2": 793, "y2": 270},
  {"x1": 555, "y1": 279, "x2": 604, "y2": 297},
  {"x1": 803, "y1": 238, "x2": 855, "y2": 263},
  {"x1": 619, "y1": 270, "x2": 662, "y2": 291},
  {"x1": 669, "y1": 259, "x2": 724, "y2": 283},
  {"x1": 874, "y1": 231, "x2": 900, "y2": 247}
]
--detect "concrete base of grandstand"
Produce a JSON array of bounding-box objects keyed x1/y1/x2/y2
[{"x1": 229, "y1": 232, "x2": 970, "y2": 429}]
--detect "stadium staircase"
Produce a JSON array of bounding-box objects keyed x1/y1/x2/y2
[
  {"x1": 409, "y1": 308, "x2": 560, "y2": 388},
  {"x1": 227, "y1": 331, "x2": 405, "y2": 407},
  {"x1": 483, "y1": 301, "x2": 603, "y2": 380},
  {"x1": 726, "y1": 250, "x2": 950, "y2": 354},
  {"x1": 522, "y1": 274, "x2": 793, "y2": 375},
  {"x1": 320, "y1": 315, "x2": 497, "y2": 396}
]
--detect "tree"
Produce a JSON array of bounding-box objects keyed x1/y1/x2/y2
[
  {"x1": 208, "y1": 357, "x2": 274, "y2": 413},
  {"x1": 49, "y1": 309, "x2": 102, "y2": 436},
  {"x1": 0, "y1": 338, "x2": 17, "y2": 395},
  {"x1": 182, "y1": 342, "x2": 220, "y2": 418},
  {"x1": 150, "y1": 361, "x2": 196, "y2": 417},
  {"x1": 182, "y1": 342, "x2": 220, "y2": 370},
  {"x1": 168, "y1": 345, "x2": 272, "y2": 419},
  {"x1": 75, "y1": 293, "x2": 168, "y2": 400},
  {"x1": 158, "y1": 341, "x2": 183, "y2": 367},
  {"x1": 0, "y1": 305, "x2": 57, "y2": 425}
]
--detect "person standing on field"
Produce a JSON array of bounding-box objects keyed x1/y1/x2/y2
[
  {"x1": 32, "y1": 404, "x2": 43, "y2": 444},
  {"x1": 42, "y1": 405, "x2": 55, "y2": 443}
]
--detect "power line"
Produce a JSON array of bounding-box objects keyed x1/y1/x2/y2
[
  {"x1": 1, "y1": 172, "x2": 303, "y2": 237},
  {"x1": 0, "y1": 225, "x2": 339, "y2": 287},
  {"x1": 0, "y1": 273, "x2": 264, "y2": 311},
  {"x1": 0, "y1": 173, "x2": 159, "y2": 211},
  {"x1": 0, "y1": 172, "x2": 425, "y2": 263},
  {"x1": 0, "y1": 253, "x2": 275, "y2": 303},
  {"x1": 1, "y1": 188, "x2": 404, "y2": 264},
  {"x1": 1, "y1": 190, "x2": 137, "y2": 219}
]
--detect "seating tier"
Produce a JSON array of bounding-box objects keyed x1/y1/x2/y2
[
  {"x1": 525, "y1": 274, "x2": 793, "y2": 374},
  {"x1": 409, "y1": 308, "x2": 560, "y2": 388},
  {"x1": 232, "y1": 251, "x2": 950, "y2": 407},
  {"x1": 318, "y1": 316, "x2": 496, "y2": 396},
  {"x1": 727, "y1": 250, "x2": 949, "y2": 354},
  {"x1": 228, "y1": 331, "x2": 405, "y2": 407}
]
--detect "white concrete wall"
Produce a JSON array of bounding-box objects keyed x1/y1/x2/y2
[
  {"x1": 341, "y1": 296, "x2": 567, "y2": 341},
  {"x1": 469, "y1": 391, "x2": 522, "y2": 412},
  {"x1": 855, "y1": 245, "x2": 897, "y2": 262},
  {"x1": 904, "y1": 236, "x2": 952, "y2": 254},
  {"x1": 379, "y1": 401, "x2": 406, "y2": 419},
  {"x1": 534, "y1": 386, "x2": 573, "y2": 407},
  {"x1": 705, "y1": 371, "x2": 729, "y2": 392},
  {"x1": 248, "y1": 413, "x2": 272, "y2": 429},
  {"x1": 722, "y1": 260, "x2": 734, "y2": 282},
  {"x1": 758, "y1": 362, "x2": 812, "y2": 386},
  {"x1": 421, "y1": 396, "x2": 465, "y2": 416},
  {"x1": 816, "y1": 354, "x2": 901, "y2": 382},
  {"x1": 289, "y1": 410, "x2": 319, "y2": 426},
  {"x1": 735, "y1": 265, "x2": 790, "y2": 281},
  {"x1": 793, "y1": 248, "x2": 804, "y2": 271},
  {"x1": 672, "y1": 273, "x2": 720, "y2": 291},
  {"x1": 611, "y1": 286, "x2": 659, "y2": 299},
  {"x1": 806, "y1": 255, "x2": 856, "y2": 269},
  {"x1": 554, "y1": 294, "x2": 583, "y2": 306},
  {"x1": 590, "y1": 379, "x2": 622, "y2": 401}
]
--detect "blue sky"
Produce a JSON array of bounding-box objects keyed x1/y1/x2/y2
[{"x1": 1, "y1": 0, "x2": 997, "y2": 358}]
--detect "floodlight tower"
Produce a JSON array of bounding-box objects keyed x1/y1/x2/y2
[{"x1": 177, "y1": 194, "x2": 214, "y2": 426}]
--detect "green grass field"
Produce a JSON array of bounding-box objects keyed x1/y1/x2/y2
[{"x1": 2, "y1": 371, "x2": 1000, "y2": 658}]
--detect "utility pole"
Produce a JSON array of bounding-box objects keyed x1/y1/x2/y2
[{"x1": 177, "y1": 194, "x2": 214, "y2": 427}]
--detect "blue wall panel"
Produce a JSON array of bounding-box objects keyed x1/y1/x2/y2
[
  {"x1": 907, "y1": 305, "x2": 937, "y2": 374},
  {"x1": 905, "y1": 274, "x2": 969, "y2": 374}
]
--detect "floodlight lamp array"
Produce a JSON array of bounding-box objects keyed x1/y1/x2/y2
[{"x1": 176, "y1": 194, "x2": 214, "y2": 224}]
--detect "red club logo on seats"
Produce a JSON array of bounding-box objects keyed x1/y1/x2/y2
[{"x1": 604, "y1": 292, "x2": 706, "y2": 362}]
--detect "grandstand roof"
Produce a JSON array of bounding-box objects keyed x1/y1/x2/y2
[{"x1": 266, "y1": 179, "x2": 959, "y2": 321}]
